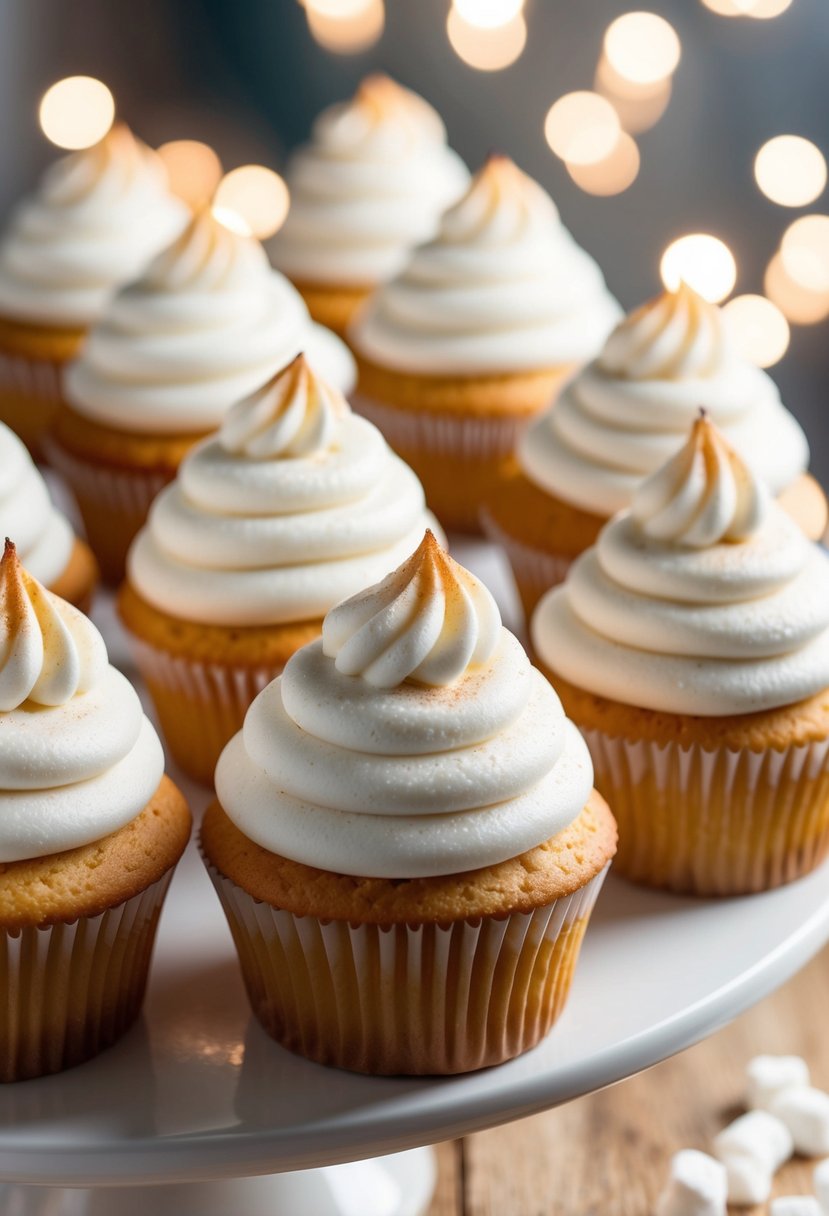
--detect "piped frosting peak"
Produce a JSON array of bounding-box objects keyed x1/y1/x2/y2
[
  {"x1": 440, "y1": 154, "x2": 559, "y2": 246},
  {"x1": 322, "y1": 530, "x2": 501, "y2": 688},
  {"x1": 0, "y1": 539, "x2": 107, "y2": 711},
  {"x1": 143, "y1": 204, "x2": 269, "y2": 292},
  {"x1": 632, "y1": 413, "x2": 768, "y2": 548},
  {"x1": 599, "y1": 281, "x2": 726, "y2": 381},
  {"x1": 315, "y1": 73, "x2": 448, "y2": 154},
  {"x1": 219, "y1": 354, "x2": 348, "y2": 459}
]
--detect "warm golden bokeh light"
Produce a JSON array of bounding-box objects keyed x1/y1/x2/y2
[
  {"x1": 306, "y1": 0, "x2": 384, "y2": 53},
  {"x1": 603, "y1": 12, "x2": 681, "y2": 86},
  {"x1": 721, "y1": 294, "x2": 790, "y2": 367},
  {"x1": 567, "y1": 131, "x2": 641, "y2": 196},
  {"x1": 700, "y1": 0, "x2": 743, "y2": 13},
  {"x1": 213, "y1": 167, "x2": 290, "y2": 240},
  {"x1": 765, "y1": 252, "x2": 829, "y2": 325},
  {"x1": 596, "y1": 58, "x2": 672, "y2": 134},
  {"x1": 38, "y1": 76, "x2": 115, "y2": 151},
  {"x1": 544, "y1": 92, "x2": 621, "y2": 167},
  {"x1": 453, "y1": 0, "x2": 524, "y2": 30},
  {"x1": 779, "y1": 214, "x2": 829, "y2": 292},
  {"x1": 754, "y1": 137, "x2": 827, "y2": 208},
  {"x1": 447, "y1": 8, "x2": 526, "y2": 70},
  {"x1": 700, "y1": 0, "x2": 793, "y2": 15},
  {"x1": 660, "y1": 234, "x2": 737, "y2": 303},
  {"x1": 157, "y1": 140, "x2": 222, "y2": 209}
]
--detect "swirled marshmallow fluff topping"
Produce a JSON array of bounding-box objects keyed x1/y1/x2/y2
[
  {"x1": 0, "y1": 541, "x2": 163, "y2": 862},
  {"x1": 215, "y1": 532, "x2": 594, "y2": 878},
  {"x1": 270, "y1": 74, "x2": 469, "y2": 287},
  {"x1": 532, "y1": 417, "x2": 829, "y2": 716},
  {"x1": 350, "y1": 154, "x2": 621, "y2": 375},
  {"x1": 520, "y1": 282, "x2": 810, "y2": 517},
  {"x1": 0, "y1": 422, "x2": 74, "y2": 587},
  {"x1": 64, "y1": 207, "x2": 355, "y2": 434},
  {"x1": 0, "y1": 124, "x2": 187, "y2": 328},
  {"x1": 128, "y1": 355, "x2": 436, "y2": 626}
]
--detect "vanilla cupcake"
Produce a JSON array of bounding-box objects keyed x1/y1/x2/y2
[
  {"x1": 269, "y1": 74, "x2": 469, "y2": 337},
  {"x1": 202, "y1": 532, "x2": 616, "y2": 1075},
  {"x1": 0, "y1": 540, "x2": 190, "y2": 1081},
  {"x1": 532, "y1": 415, "x2": 829, "y2": 896},
  {"x1": 119, "y1": 354, "x2": 438, "y2": 784},
  {"x1": 349, "y1": 155, "x2": 620, "y2": 533},
  {"x1": 48, "y1": 208, "x2": 355, "y2": 582},
  {"x1": 0, "y1": 125, "x2": 187, "y2": 456},
  {"x1": 486, "y1": 283, "x2": 826, "y2": 618}
]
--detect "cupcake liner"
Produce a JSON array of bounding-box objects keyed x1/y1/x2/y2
[
  {"x1": 480, "y1": 509, "x2": 574, "y2": 622},
  {"x1": 583, "y1": 728, "x2": 829, "y2": 896},
  {"x1": 45, "y1": 440, "x2": 173, "y2": 584},
  {"x1": 206, "y1": 858, "x2": 609, "y2": 1075},
  {"x1": 0, "y1": 870, "x2": 173, "y2": 1083},
  {"x1": 0, "y1": 349, "x2": 65, "y2": 458},
  {"x1": 128, "y1": 635, "x2": 284, "y2": 785}
]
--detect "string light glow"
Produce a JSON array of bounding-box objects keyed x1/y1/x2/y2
[
  {"x1": 721, "y1": 294, "x2": 790, "y2": 367},
  {"x1": 754, "y1": 137, "x2": 827, "y2": 208},
  {"x1": 544, "y1": 92, "x2": 621, "y2": 166},
  {"x1": 780, "y1": 215, "x2": 829, "y2": 292},
  {"x1": 603, "y1": 12, "x2": 681, "y2": 86},
  {"x1": 452, "y1": 0, "x2": 524, "y2": 29},
  {"x1": 305, "y1": 0, "x2": 384, "y2": 53},
  {"x1": 157, "y1": 140, "x2": 222, "y2": 209},
  {"x1": 447, "y1": 8, "x2": 526, "y2": 69},
  {"x1": 213, "y1": 166, "x2": 290, "y2": 240},
  {"x1": 567, "y1": 131, "x2": 640, "y2": 196},
  {"x1": 38, "y1": 76, "x2": 115, "y2": 150},
  {"x1": 660, "y1": 234, "x2": 737, "y2": 302},
  {"x1": 765, "y1": 252, "x2": 829, "y2": 325}
]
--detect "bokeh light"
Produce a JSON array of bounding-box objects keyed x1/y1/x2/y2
[
  {"x1": 38, "y1": 76, "x2": 115, "y2": 150},
  {"x1": 603, "y1": 12, "x2": 681, "y2": 86},
  {"x1": 211, "y1": 205, "x2": 253, "y2": 238},
  {"x1": 447, "y1": 8, "x2": 526, "y2": 69},
  {"x1": 213, "y1": 166, "x2": 290, "y2": 239},
  {"x1": 305, "y1": 0, "x2": 384, "y2": 53},
  {"x1": 595, "y1": 57, "x2": 672, "y2": 134},
  {"x1": 754, "y1": 137, "x2": 827, "y2": 208},
  {"x1": 452, "y1": 0, "x2": 524, "y2": 29},
  {"x1": 721, "y1": 294, "x2": 790, "y2": 367},
  {"x1": 157, "y1": 140, "x2": 222, "y2": 209},
  {"x1": 765, "y1": 252, "x2": 829, "y2": 325},
  {"x1": 780, "y1": 215, "x2": 829, "y2": 292},
  {"x1": 544, "y1": 92, "x2": 621, "y2": 166},
  {"x1": 567, "y1": 132, "x2": 641, "y2": 196},
  {"x1": 700, "y1": 0, "x2": 793, "y2": 15},
  {"x1": 660, "y1": 234, "x2": 737, "y2": 303}
]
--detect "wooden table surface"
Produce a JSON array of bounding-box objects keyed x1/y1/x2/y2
[{"x1": 427, "y1": 942, "x2": 829, "y2": 1215}]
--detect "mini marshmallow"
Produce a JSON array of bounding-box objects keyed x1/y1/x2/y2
[
  {"x1": 770, "y1": 1089, "x2": 829, "y2": 1157},
  {"x1": 655, "y1": 1150, "x2": 727, "y2": 1216},
  {"x1": 813, "y1": 1158, "x2": 829, "y2": 1214},
  {"x1": 748, "y1": 1056, "x2": 811, "y2": 1111},
  {"x1": 770, "y1": 1199, "x2": 823, "y2": 1216},
  {"x1": 714, "y1": 1110, "x2": 794, "y2": 1173},
  {"x1": 723, "y1": 1155, "x2": 773, "y2": 1206}
]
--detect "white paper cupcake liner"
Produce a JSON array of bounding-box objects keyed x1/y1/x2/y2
[
  {"x1": 582, "y1": 728, "x2": 829, "y2": 895},
  {"x1": 0, "y1": 870, "x2": 172, "y2": 1083},
  {"x1": 353, "y1": 393, "x2": 528, "y2": 461},
  {"x1": 206, "y1": 858, "x2": 609, "y2": 1075},
  {"x1": 480, "y1": 510, "x2": 574, "y2": 621},
  {"x1": 0, "y1": 349, "x2": 64, "y2": 405}
]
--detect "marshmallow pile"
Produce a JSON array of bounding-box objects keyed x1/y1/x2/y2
[{"x1": 656, "y1": 1055, "x2": 829, "y2": 1215}]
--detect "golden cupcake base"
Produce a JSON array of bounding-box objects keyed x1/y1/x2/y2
[
  {"x1": 49, "y1": 536, "x2": 99, "y2": 615},
  {"x1": 292, "y1": 277, "x2": 373, "y2": 340},
  {"x1": 0, "y1": 316, "x2": 84, "y2": 459}
]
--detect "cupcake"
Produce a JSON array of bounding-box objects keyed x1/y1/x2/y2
[
  {"x1": 0, "y1": 420, "x2": 97, "y2": 611},
  {"x1": 485, "y1": 283, "x2": 827, "y2": 619},
  {"x1": 0, "y1": 124, "x2": 187, "y2": 457},
  {"x1": 349, "y1": 155, "x2": 621, "y2": 533},
  {"x1": 269, "y1": 74, "x2": 469, "y2": 338},
  {"x1": 202, "y1": 532, "x2": 616, "y2": 1075},
  {"x1": 48, "y1": 207, "x2": 356, "y2": 583},
  {"x1": 0, "y1": 540, "x2": 190, "y2": 1081},
  {"x1": 531, "y1": 415, "x2": 829, "y2": 897},
  {"x1": 118, "y1": 354, "x2": 439, "y2": 784}
]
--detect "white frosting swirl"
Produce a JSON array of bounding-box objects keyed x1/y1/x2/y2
[
  {"x1": 532, "y1": 419, "x2": 829, "y2": 716},
  {"x1": 520, "y1": 283, "x2": 809, "y2": 516},
  {"x1": 0, "y1": 543, "x2": 164, "y2": 862},
  {"x1": 64, "y1": 208, "x2": 355, "y2": 434},
  {"x1": 0, "y1": 125, "x2": 187, "y2": 328},
  {"x1": 269, "y1": 74, "x2": 469, "y2": 286},
  {"x1": 216, "y1": 537, "x2": 593, "y2": 877},
  {"x1": 127, "y1": 356, "x2": 437, "y2": 625},
  {"x1": 350, "y1": 155, "x2": 621, "y2": 374},
  {"x1": 0, "y1": 422, "x2": 74, "y2": 587}
]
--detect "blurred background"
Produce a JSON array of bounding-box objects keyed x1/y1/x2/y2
[{"x1": 2, "y1": 0, "x2": 827, "y2": 476}]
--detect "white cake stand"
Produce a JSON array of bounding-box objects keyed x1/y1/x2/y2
[{"x1": 1, "y1": 538, "x2": 828, "y2": 1215}]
